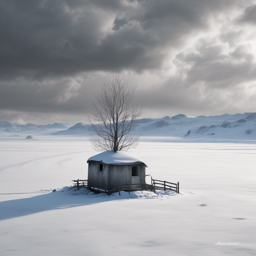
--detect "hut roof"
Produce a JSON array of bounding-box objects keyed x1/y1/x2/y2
[{"x1": 87, "y1": 151, "x2": 147, "y2": 167}]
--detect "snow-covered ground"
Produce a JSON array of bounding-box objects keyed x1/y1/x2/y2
[{"x1": 1, "y1": 136, "x2": 256, "y2": 256}]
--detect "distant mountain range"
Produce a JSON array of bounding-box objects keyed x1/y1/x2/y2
[
  {"x1": 0, "y1": 121, "x2": 69, "y2": 135},
  {"x1": 53, "y1": 112, "x2": 256, "y2": 139},
  {"x1": 1, "y1": 112, "x2": 256, "y2": 140}
]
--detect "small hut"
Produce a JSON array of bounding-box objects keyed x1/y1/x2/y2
[{"x1": 87, "y1": 151, "x2": 147, "y2": 192}]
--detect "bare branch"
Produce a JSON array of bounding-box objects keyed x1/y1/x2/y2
[{"x1": 89, "y1": 76, "x2": 141, "y2": 152}]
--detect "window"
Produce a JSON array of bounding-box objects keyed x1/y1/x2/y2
[
  {"x1": 99, "y1": 163, "x2": 103, "y2": 171},
  {"x1": 132, "y1": 166, "x2": 138, "y2": 176}
]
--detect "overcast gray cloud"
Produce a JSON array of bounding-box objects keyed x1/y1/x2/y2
[
  {"x1": 238, "y1": 3, "x2": 256, "y2": 24},
  {"x1": 178, "y1": 42, "x2": 256, "y2": 88},
  {"x1": 0, "y1": 0, "x2": 249, "y2": 78},
  {"x1": 0, "y1": 0, "x2": 256, "y2": 123},
  {"x1": 139, "y1": 35, "x2": 256, "y2": 115}
]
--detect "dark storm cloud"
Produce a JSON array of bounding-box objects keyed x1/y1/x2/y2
[
  {"x1": 238, "y1": 4, "x2": 256, "y2": 24},
  {"x1": 0, "y1": 0, "x2": 246, "y2": 79},
  {"x1": 1, "y1": 0, "x2": 256, "y2": 123},
  {"x1": 0, "y1": 0, "x2": 108, "y2": 79}
]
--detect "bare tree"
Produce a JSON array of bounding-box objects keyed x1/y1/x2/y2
[{"x1": 89, "y1": 76, "x2": 141, "y2": 152}]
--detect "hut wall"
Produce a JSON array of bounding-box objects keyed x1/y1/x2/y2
[
  {"x1": 107, "y1": 165, "x2": 131, "y2": 190},
  {"x1": 88, "y1": 162, "x2": 109, "y2": 190},
  {"x1": 88, "y1": 162, "x2": 146, "y2": 191},
  {"x1": 107, "y1": 164, "x2": 146, "y2": 190}
]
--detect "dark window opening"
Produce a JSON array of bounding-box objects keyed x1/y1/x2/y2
[
  {"x1": 99, "y1": 163, "x2": 103, "y2": 171},
  {"x1": 132, "y1": 166, "x2": 138, "y2": 176}
]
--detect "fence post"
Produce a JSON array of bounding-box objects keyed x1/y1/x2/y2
[
  {"x1": 129, "y1": 184, "x2": 130, "y2": 194},
  {"x1": 77, "y1": 179, "x2": 80, "y2": 189},
  {"x1": 164, "y1": 180, "x2": 166, "y2": 191},
  {"x1": 177, "y1": 182, "x2": 179, "y2": 193}
]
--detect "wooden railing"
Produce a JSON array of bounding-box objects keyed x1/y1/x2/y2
[
  {"x1": 72, "y1": 178, "x2": 179, "y2": 194},
  {"x1": 152, "y1": 179, "x2": 179, "y2": 193},
  {"x1": 72, "y1": 179, "x2": 88, "y2": 189}
]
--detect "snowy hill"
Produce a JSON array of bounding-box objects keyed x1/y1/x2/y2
[
  {"x1": 54, "y1": 123, "x2": 92, "y2": 135},
  {"x1": 171, "y1": 114, "x2": 187, "y2": 120},
  {"x1": 135, "y1": 113, "x2": 254, "y2": 138},
  {"x1": 184, "y1": 113, "x2": 256, "y2": 139}
]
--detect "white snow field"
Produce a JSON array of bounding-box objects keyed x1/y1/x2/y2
[{"x1": 0, "y1": 136, "x2": 256, "y2": 256}]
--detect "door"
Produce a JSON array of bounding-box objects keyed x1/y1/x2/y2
[{"x1": 131, "y1": 166, "x2": 139, "y2": 184}]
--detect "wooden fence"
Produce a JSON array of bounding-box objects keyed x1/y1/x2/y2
[
  {"x1": 72, "y1": 178, "x2": 179, "y2": 194},
  {"x1": 72, "y1": 179, "x2": 88, "y2": 189},
  {"x1": 152, "y1": 179, "x2": 179, "y2": 193}
]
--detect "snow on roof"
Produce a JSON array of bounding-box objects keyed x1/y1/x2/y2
[{"x1": 87, "y1": 151, "x2": 147, "y2": 167}]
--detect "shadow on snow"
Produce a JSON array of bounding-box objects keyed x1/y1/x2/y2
[{"x1": 0, "y1": 187, "x2": 177, "y2": 221}]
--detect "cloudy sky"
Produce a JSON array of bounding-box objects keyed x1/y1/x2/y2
[{"x1": 1, "y1": 0, "x2": 256, "y2": 124}]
